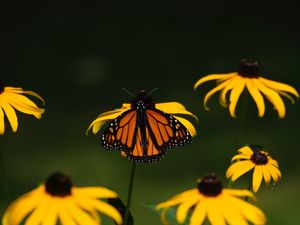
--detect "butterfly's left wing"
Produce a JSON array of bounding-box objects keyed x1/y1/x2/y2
[{"x1": 101, "y1": 109, "x2": 138, "y2": 152}]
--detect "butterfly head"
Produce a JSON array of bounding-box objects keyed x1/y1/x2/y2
[{"x1": 131, "y1": 90, "x2": 155, "y2": 108}]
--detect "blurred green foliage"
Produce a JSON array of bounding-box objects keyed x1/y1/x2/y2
[{"x1": 1, "y1": 1, "x2": 299, "y2": 224}]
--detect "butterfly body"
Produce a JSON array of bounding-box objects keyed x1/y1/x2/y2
[{"x1": 101, "y1": 90, "x2": 192, "y2": 163}]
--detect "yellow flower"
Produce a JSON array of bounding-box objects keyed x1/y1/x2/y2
[
  {"x1": 194, "y1": 59, "x2": 299, "y2": 118},
  {"x1": 2, "y1": 172, "x2": 123, "y2": 225},
  {"x1": 0, "y1": 82, "x2": 45, "y2": 135},
  {"x1": 156, "y1": 175, "x2": 266, "y2": 225},
  {"x1": 226, "y1": 145, "x2": 281, "y2": 192},
  {"x1": 87, "y1": 90, "x2": 198, "y2": 163},
  {"x1": 87, "y1": 100, "x2": 197, "y2": 137}
]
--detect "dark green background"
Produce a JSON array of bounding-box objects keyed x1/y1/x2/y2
[{"x1": 1, "y1": 1, "x2": 299, "y2": 224}]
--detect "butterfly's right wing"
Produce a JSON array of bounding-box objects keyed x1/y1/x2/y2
[{"x1": 101, "y1": 109, "x2": 138, "y2": 152}]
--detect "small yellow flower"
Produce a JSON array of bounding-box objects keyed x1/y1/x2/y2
[
  {"x1": 0, "y1": 81, "x2": 45, "y2": 134},
  {"x1": 226, "y1": 145, "x2": 281, "y2": 192},
  {"x1": 156, "y1": 175, "x2": 266, "y2": 225},
  {"x1": 194, "y1": 59, "x2": 299, "y2": 118},
  {"x1": 2, "y1": 172, "x2": 123, "y2": 225}
]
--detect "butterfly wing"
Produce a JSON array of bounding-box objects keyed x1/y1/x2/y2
[
  {"x1": 124, "y1": 108, "x2": 192, "y2": 163},
  {"x1": 145, "y1": 108, "x2": 192, "y2": 149},
  {"x1": 124, "y1": 126, "x2": 166, "y2": 163},
  {"x1": 101, "y1": 109, "x2": 138, "y2": 151}
]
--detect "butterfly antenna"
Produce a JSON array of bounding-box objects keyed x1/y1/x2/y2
[
  {"x1": 121, "y1": 88, "x2": 135, "y2": 97},
  {"x1": 146, "y1": 87, "x2": 159, "y2": 97}
]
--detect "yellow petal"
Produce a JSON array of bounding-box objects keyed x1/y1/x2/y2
[
  {"x1": 266, "y1": 164, "x2": 281, "y2": 181},
  {"x1": 261, "y1": 165, "x2": 271, "y2": 185},
  {"x1": 231, "y1": 154, "x2": 251, "y2": 162},
  {"x1": 88, "y1": 198, "x2": 122, "y2": 225},
  {"x1": 223, "y1": 189, "x2": 256, "y2": 201},
  {"x1": 226, "y1": 160, "x2": 255, "y2": 181},
  {"x1": 160, "y1": 207, "x2": 170, "y2": 225},
  {"x1": 194, "y1": 73, "x2": 236, "y2": 90},
  {"x1": 2, "y1": 191, "x2": 42, "y2": 225},
  {"x1": 86, "y1": 108, "x2": 128, "y2": 134},
  {"x1": 276, "y1": 90, "x2": 296, "y2": 104},
  {"x1": 206, "y1": 199, "x2": 226, "y2": 225},
  {"x1": 1, "y1": 101, "x2": 18, "y2": 132},
  {"x1": 65, "y1": 198, "x2": 98, "y2": 225},
  {"x1": 24, "y1": 196, "x2": 50, "y2": 225},
  {"x1": 174, "y1": 116, "x2": 197, "y2": 137},
  {"x1": 203, "y1": 79, "x2": 232, "y2": 110},
  {"x1": 73, "y1": 187, "x2": 118, "y2": 199},
  {"x1": 246, "y1": 79, "x2": 265, "y2": 117},
  {"x1": 57, "y1": 202, "x2": 77, "y2": 225},
  {"x1": 219, "y1": 196, "x2": 248, "y2": 225},
  {"x1": 70, "y1": 196, "x2": 101, "y2": 223},
  {"x1": 226, "y1": 195, "x2": 266, "y2": 225},
  {"x1": 5, "y1": 87, "x2": 45, "y2": 105},
  {"x1": 268, "y1": 158, "x2": 279, "y2": 168},
  {"x1": 41, "y1": 199, "x2": 58, "y2": 225},
  {"x1": 219, "y1": 76, "x2": 240, "y2": 107},
  {"x1": 3, "y1": 92, "x2": 44, "y2": 118},
  {"x1": 155, "y1": 102, "x2": 198, "y2": 121},
  {"x1": 253, "y1": 79, "x2": 286, "y2": 118},
  {"x1": 259, "y1": 77, "x2": 299, "y2": 98},
  {"x1": 156, "y1": 195, "x2": 194, "y2": 209},
  {"x1": 170, "y1": 189, "x2": 199, "y2": 200},
  {"x1": 156, "y1": 190, "x2": 199, "y2": 209},
  {"x1": 238, "y1": 146, "x2": 253, "y2": 156},
  {"x1": 252, "y1": 166, "x2": 263, "y2": 192},
  {"x1": 176, "y1": 199, "x2": 198, "y2": 224},
  {"x1": 229, "y1": 78, "x2": 246, "y2": 117},
  {"x1": 189, "y1": 201, "x2": 207, "y2": 225},
  {"x1": 0, "y1": 107, "x2": 4, "y2": 135}
]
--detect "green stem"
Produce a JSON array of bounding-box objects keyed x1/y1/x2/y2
[
  {"x1": 124, "y1": 162, "x2": 136, "y2": 225},
  {"x1": 228, "y1": 92, "x2": 249, "y2": 188},
  {"x1": 244, "y1": 181, "x2": 252, "y2": 202},
  {"x1": 0, "y1": 141, "x2": 10, "y2": 200},
  {"x1": 236, "y1": 92, "x2": 249, "y2": 148}
]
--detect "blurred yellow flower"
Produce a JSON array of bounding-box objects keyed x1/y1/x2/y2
[
  {"x1": 226, "y1": 145, "x2": 281, "y2": 192},
  {"x1": 2, "y1": 172, "x2": 123, "y2": 225},
  {"x1": 156, "y1": 175, "x2": 266, "y2": 225},
  {"x1": 194, "y1": 59, "x2": 299, "y2": 118},
  {"x1": 0, "y1": 82, "x2": 45, "y2": 134}
]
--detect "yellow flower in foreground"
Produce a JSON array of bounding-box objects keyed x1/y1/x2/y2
[
  {"x1": 226, "y1": 145, "x2": 281, "y2": 192},
  {"x1": 156, "y1": 175, "x2": 266, "y2": 225},
  {"x1": 0, "y1": 81, "x2": 45, "y2": 134},
  {"x1": 194, "y1": 59, "x2": 299, "y2": 118},
  {"x1": 2, "y1": 172, "x2": 122, "y2": 225}
]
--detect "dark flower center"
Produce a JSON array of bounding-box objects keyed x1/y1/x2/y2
[
  {"x1": 0, "y1": 81, "x2": 4, "y2": 94},
  {"x1": 197, "y1": 175, "x2": 223, "y2": 196},
  {"x1": 238, "y1": 59, "x2": 260, "y2": 78},
  {"x1": 45, "y1": 172, "x2": 72, "y2": 197},
  {"x1": 250, "y1": 145, "x2": 268, "y2": 165}
]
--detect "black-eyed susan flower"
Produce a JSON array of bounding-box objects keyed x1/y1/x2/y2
[
  {"x1": 156, "y1": 175, "x2": 266, "y2": 225},
  {"x1": 0, "y1": 81, "x2": 45, "y2": 135},
  {"x1": 194, "y1": 59, "x2": 299, "y2": 118},
  {"x1": 2, "y1": 172, "x2": 123, "y2": 225},
  {"x1": 226, "y1": 145, "x2": 281, "y2": 193},
  {"x1": 87, "y1": 90, "x2": 197, "y2": 163}
]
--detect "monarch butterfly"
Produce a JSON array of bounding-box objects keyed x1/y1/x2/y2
[{"x1": 101, "y1": 90, "x2": 192, "y2": 163}]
